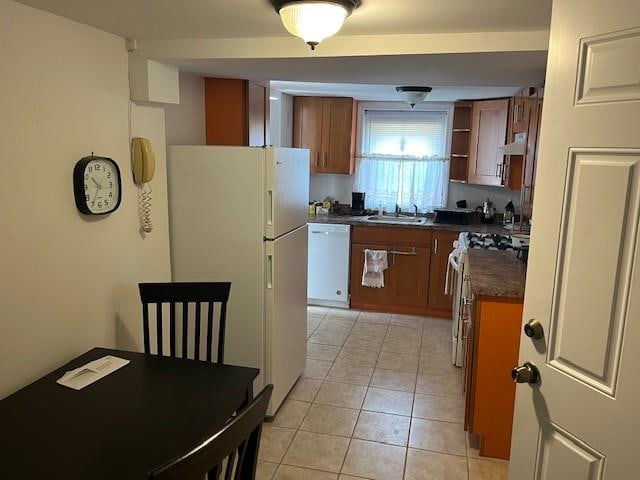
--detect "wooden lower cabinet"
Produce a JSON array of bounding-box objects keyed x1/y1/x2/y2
[
  {"x1": 350, "y1": 226, "x2": 456, "y2": 316},
  {"x1": 464, "y1": 296, "x2": 523, "y2": 460},
  {"x1": 350, "y1": 242, "x2": 389, "y2": 308},
  {"x1": 388, "y1": 246, "x2": 430, "y2": 308}
]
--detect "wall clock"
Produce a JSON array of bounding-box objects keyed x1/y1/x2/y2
[{"x1": 73, "y1": 155, "x2": 122, "y2": 215}]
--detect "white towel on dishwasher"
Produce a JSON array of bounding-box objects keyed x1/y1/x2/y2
[{"x1": 362, "y1": 249, "x2": 388, "y2": 288}]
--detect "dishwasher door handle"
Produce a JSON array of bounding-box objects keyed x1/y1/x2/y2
[{"x1": 310, "y1": 231, "x2": 349, "y2": 238}]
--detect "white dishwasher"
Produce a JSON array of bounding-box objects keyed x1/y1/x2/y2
[{"x1": 307, "y1": 223, "x2": 351, "y2": 308}]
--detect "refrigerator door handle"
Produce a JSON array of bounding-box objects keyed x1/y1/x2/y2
[
  {"x1": 266, "y1": 254, "x2": 274, "y2": 289},
  {"x1": 267, "y1": 189, "x2": 274, "y2": 226}
]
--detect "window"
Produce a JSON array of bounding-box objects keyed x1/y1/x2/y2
[{"x1": 354, "y1": 109, "x2": 450, "y2": 213}]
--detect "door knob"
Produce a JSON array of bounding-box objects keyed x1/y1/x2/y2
[
  {"x1": 524, "y1": 319, "x2": 544, "y2": 340},
  {"x1": 511, "y1": 362, "x2": 540, "y2": 384}
]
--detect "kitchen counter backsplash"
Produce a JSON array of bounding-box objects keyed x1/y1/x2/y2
[{"x1": 308, "y1": 213, "x2": 512, "y2": 234}]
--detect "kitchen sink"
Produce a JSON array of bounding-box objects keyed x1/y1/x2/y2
[{"x1": 364, "y1": 215, "x2": 427, "y2": 225}]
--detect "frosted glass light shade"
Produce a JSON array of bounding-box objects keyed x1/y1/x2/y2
[{"x1": 279, "y1": 2, "x2": 349, "y2": 49}]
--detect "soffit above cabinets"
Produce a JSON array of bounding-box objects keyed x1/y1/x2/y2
[{"x1": 16, "y1": 0, "x2": 551, "y2": 39}]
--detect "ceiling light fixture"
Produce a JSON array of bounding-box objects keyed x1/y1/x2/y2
[
  {"x1": 396, "y1": 86, "x2": 433, "y2": 108},
  {"x1": 271, "y1": 0, "x2": 361, "y2": 51}
]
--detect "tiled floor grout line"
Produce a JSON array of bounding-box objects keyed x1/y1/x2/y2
[
  {"x1": 336, "y1": 310, "x2": 387, "y2": 478},
  {"x1": 399, "y1": 320, "x2": 423, "y2": 480},
  {"x1": 264, "y1": 309, "x2": 505, "y2": 479}
]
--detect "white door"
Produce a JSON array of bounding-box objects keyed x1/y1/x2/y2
[
  {"x1": 510, "y1": 1, "x2": 640, "y2": 478},
  {"x1": 308, "y1": 223, "x2": 351, "y2": 306},
  {"x1": 265, "y1": 147, "x2": 310, "y2": 239},
  {"x1": 264, "y1": 225, "x2": 308, "y2": 416}
]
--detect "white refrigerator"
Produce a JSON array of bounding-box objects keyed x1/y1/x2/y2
[{"x1": 167, "y1": 146, "x2": 309, "y2": 415}]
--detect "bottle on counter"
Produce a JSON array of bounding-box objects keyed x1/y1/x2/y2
[{"x1": 504, "y1": 199, "x2": 515, "y2": 226}]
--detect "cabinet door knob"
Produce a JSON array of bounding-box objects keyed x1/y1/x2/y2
[
  {"x1": 524, "y1": 319, "x2": 544, "y2": 340},
  {"x1": 511, "y1": 362, "x2": 540, "y2": 384}
]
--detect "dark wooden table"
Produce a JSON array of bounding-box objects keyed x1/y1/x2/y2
[{"x1": 0, "y1": 347, "x2": 259, "y2": 479}]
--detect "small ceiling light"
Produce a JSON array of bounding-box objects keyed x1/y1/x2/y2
[
  {"x1": 271, "y1": 0, "x2": 361, "y2": 51},
  {"x1": 396, "y1": 86, "x2": 433, "y2": 108}
]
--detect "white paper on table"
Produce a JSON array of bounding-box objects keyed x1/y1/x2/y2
[{"x1": 56, "y1": 355, "x2": 130, "y2": 390}]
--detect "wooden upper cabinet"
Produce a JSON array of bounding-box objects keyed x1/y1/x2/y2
[
  {"x1": 522, "y1": 89, "x2": 544, "y2": 220},
  {"x1": 322, "y1": 98, "x2": 357, "y2": 174},
  {"x1": 428, "y1": 230, "x2": 459, "y2": 314},
  {"x1": 468, "y1": 99, "x2": 509, "y2": 186},
  {"x1": 509, "y1": 93, "x2": 530, "y2": 134},
  {"x1": 205, "y1": 78, "x2": 269, "y2": 147},
  {"x1": 293, "y1": 96, "x2": 356, "y2": 174},
  {"x1": 293, "y1": 96, "x2": 323, "y2": 170}
]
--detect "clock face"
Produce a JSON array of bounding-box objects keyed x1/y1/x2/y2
[{"x1": 73, "y1": 156, "x2": 121, "y2": 215}]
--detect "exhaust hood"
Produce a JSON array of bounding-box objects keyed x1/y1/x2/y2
[{"x1": 500, "y1": 132, "x2": 527, "y2": 155}]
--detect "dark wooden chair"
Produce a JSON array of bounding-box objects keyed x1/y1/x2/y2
[
  {"x1": 139, "y1": 282, "x2": 231, "y2": 363},
  {"x1": 149, "y1": 384, "x2": 273, "y2": 480}
]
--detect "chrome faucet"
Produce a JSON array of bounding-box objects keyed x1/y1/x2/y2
[
  {"x1": 413, "y1": 204, "x2": 419, "y2": 216},
  {"x1": 394, "y1": 204, "x2": 402, "y2": 217}
]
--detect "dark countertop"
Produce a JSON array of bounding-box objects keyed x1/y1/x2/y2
[
  {"x1": 467, "y1": 249, "x2": 527, "y2": 299},
  {"x1": 308, "y1": 214, "x2": 512, "y2": 234}
]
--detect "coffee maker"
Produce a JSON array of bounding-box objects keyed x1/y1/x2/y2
[{"x1": 352, "y1": 192, "x2": 366, "y2": 215}]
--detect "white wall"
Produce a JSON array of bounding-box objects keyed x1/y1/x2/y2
[
  {"x1": 310, "y1": 173, "x2": 355, "y2": 204},
  {"x1": 0, "y1": 0, "x2": 171, "y2": 399},
  {"x1": 269, "y1": 89, "x2": 294, "y2": 148},
  {"x1": 164, "y1": 71, "x2": 206, "y2": 145}
]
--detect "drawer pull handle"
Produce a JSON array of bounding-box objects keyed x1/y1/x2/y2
[{"x1": 389, "y1": 247, "x2": 417, "y2": 256}]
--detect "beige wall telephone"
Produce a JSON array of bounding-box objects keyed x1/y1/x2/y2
[{"x1": 131, "y1": 137, "x2": 156, "y2": 233}]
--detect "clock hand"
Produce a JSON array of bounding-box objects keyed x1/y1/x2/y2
[
  {"x1": 91, "y1": 182, "x2": 101, "y2": 207},
  {"x1": 91, "y1": 177, "x2": 100, "y2": 187}
]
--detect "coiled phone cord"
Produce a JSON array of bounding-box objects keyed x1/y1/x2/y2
[{"x1": 138, "y1": 183, "x2": 153, "y2": 233}]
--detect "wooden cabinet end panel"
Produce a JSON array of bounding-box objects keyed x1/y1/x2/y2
[{"x1": 470, "y1": 297, "x2": 523, "y2": 460}]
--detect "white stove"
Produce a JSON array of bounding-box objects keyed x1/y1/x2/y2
[{"x1": 447, "y1": 232, "x2": 527, "y2": 367}]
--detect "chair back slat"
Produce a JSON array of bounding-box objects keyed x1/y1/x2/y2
[
  {"x1": 182, "y1": 302, "x2": 189, "y2": 359},
  {"x1": 169, "y1": 302, "x2": 176, "y2": 357},
  {"x1": 156, "y1": 302, "x2": 163, "y2": 355},
  {"x1": 149, "y1": 385, "x2": 273, "y2": 480},
  {"x1": 218, "y1": 302, "x2": 228, "y2": 364},
  {"x1": 206, "y1": 302, "x2": 214, "y2": 363},
  {"x1": 139, "y1": 282, "x2": 231, "y2": 364},
  {"x1": 143, "y1": 303, "x2": 150, "y2": 354},
  {"x1": 194, "y1": 302, "x2": 201, "y2": 360}
]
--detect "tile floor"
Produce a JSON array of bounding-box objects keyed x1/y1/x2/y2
[{"x1": 257, "y1": 307, "x2": 509, "y2": 480}]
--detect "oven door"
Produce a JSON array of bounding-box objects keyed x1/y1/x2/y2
[{"x1": 449, "y1": 250, "x2": 466, "y2": 367}]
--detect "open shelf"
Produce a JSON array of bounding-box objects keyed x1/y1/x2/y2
[{"x1": 449, "y1": 102, "x2": 473, "y2": 183}]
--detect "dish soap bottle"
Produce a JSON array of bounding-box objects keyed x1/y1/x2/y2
[{"x1": 504, "y1": 199, "x2": 515, "y2": 226}]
